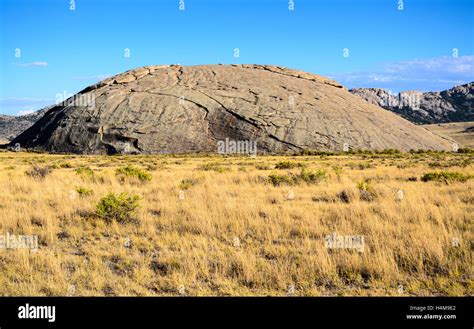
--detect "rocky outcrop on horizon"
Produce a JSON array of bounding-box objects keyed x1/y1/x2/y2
[
  {"x1": 0, "y1": 108, "x2": 49, "y2": 141},
  {"x1": 9, "y1": 64, "x2": 452, "y2": 154},
  {"x1": 350, "y1": 82, "x2": 474, "y2": 124}
]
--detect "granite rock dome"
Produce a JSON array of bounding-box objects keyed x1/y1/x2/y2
[{"x1": 11, "y1": 64, "x2": 452, "y2": 154}]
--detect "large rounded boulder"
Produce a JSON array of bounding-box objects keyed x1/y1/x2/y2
[{"x1": 11, "y1": 64, "x2": 452, "y2": 154}]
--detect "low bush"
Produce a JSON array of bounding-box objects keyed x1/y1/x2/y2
[
  {"x1": 116, "y1": 166, "x2": 152, "y2": 182},
  {"x1": 179, "y1": 178, "x2": 200, "y2": 190},
  {"x1": 95, "y1": 192, "x2": 141, "y2": 223},
  {"x1": 75, "y1": 167, "x2": 95, "y2": 177},
  {"x1": 299, "y1": 169, "x2": 327, "y2": 183},
  {"x1": 421, "y1": 171, "x2": 472, "y2": 183},
  {"x1": 457, "y1": 148, "x2": 473, "y2": 154},
  {"x1": 356, "y1": 180, "x2": 372, "y2": 192},
  {"x1": 199, "y1": 163, "x2": 228, "y2": 172},
  {"x1": 356, "y1": 180, "x2": 377, "y2": 201},
  {"x1": 274, "y1": 161, "x2": 304, "y2": 169},
  {"x1": 337, "y1": 189, "x2": 355, "y2": 203},
  {"x1": 255, "y1": 164, "x2": 271, "y2": 170},
  {"x1": 76, "y1": 187, "x2": 93, "y2": 197},
  {"x1": 268, "y1": 169, "x2": 327, "y2": 186},
  {"x1": 25, "y1": 166, "x2": 52, "y2": 179},
  {"x1": 268, "y1": 173, "x2": 294, "y2": 186}
]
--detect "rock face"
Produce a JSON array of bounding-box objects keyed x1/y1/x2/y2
[
  {"x1": 350, "y1": 83, "x2": 474, "y2": 124},
  {"x1": 0, "y1": 108, "x2": 48, "y2": 141},
  {"x1": 11, "y1": 64, "x2": 452, "y2": 154}
]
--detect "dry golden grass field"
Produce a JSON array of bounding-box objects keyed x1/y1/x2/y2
[{"x1": 0, "y1": 149, "x2": 472, "y2": 296}]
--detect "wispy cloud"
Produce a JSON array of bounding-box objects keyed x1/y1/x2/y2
[
  {"x1": 330, "y1": 55, "x2": 474, "y2": 92},
  {"x1": 72, "y1": 74, "x2": 111, "y2": 81},
  {"x1": 384, "y1": 56, "x2": 474, "y2": 76},
  {"x1": 0, "y1": 97, "x2": 54, "y2": 106},
  {"x1": 17, "y1": 109, "x2": 37, "y2": 116},
  {"x1": 0, "y1": 98, "x2": 54, "y2": 116},
  {"x1": 15, "y1": 61, "x2": 49, "y2": 67}
]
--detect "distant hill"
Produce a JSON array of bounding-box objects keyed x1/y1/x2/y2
[
  {"x1": 422, "y1": 121, "x2": 474, "y2": 148},
  {"x1": 350, "y1": 82, "x2": 474, "y2": 124},
  {"x1": 0, "y1": 108, "x2": 49, "y2": 141}
]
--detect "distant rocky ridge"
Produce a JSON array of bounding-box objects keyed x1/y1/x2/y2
[
  {"x1": 0, "y1": 108, "x2": 49, "y2": 141},
  {"x1": 8, "y1": 64, "x2": 452, "y2": 154},
  {"x1": 350, "y1": 82, "x2": 474, "y2": 124}
]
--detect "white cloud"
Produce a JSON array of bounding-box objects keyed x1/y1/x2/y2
[
  {"x1": 17, "y1": 109, "x2": 36, "y2": 116},
  {"x1": 16, "y1": 61, "x2": 49, "y2": 67},
  {"x1": 383, "y1": 56, "x2": 474, "y2": 77},
  {"x1": 0, "y1": 98, "x2": 55, "y2": 116},
  {"x1": 0, "y1": 97, "x2": 54, "y2": 106},
  {"x1": 72, "y1": 74, "x2": 111, "y2": 81},
  {"x1": 330, "y1": 55, "x2": 474, "y2": 92}
]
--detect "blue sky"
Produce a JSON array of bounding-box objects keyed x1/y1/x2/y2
[{"x1": 0, "y1": 0, "x2": 473, "y2": 115}]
